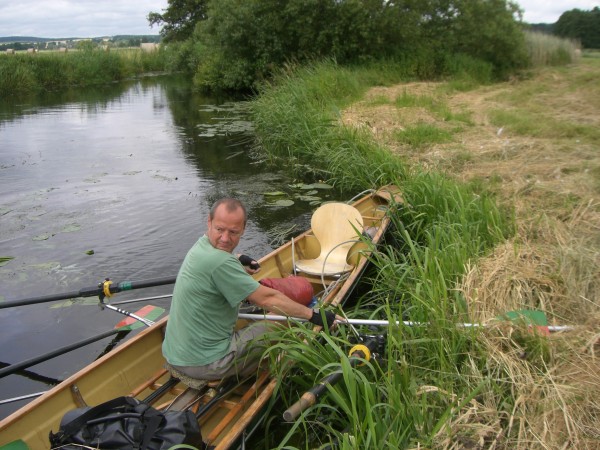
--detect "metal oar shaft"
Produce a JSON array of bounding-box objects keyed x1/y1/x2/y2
[
  {"x1": 0, "y1": 391, "x2": 46, "y2": 406},
  {"x1": 0, "y1": 276, "x2": 177, "y2": 309},
  {"x1": 0, "y1": 328, "x2": 122, "y2": 379},
  {"x1": 237, "y1": 313, "x2": 572, "y2": 332}
]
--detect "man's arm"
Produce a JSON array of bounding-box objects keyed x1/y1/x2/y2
[{"x1": 246, "y1": 285, "x2": 314, "y2": 320}]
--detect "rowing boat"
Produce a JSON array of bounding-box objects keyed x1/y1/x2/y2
[{"x1": 0, "y1": 185, "x2": 402, "y2": 450}]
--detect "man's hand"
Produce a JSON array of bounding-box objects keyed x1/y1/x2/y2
[
  {"x1": 238, "y1": 254, "x2": 261, "y2": 274},
  {"x1": 308, "y1": 309, "x2": 338, "y2": 330}
]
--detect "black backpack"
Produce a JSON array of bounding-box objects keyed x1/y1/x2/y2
[{"x1": 49, "y1": 396, "x2": 204, "y2": 450}]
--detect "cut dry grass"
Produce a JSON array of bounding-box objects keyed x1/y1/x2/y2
[{"x1": 341, "y1": 57, "x2": 600, "y2": 448}]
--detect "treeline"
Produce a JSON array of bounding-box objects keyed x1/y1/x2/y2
[
  {"x1": 0, "y1": 35, "x2": 160, "y2": 53},
  {"x1": 150, "y1": 0, "x2": 528, "y2": 92},
  {"x1": 554, "y1": 7, "x2": 600, "y2": 49}
]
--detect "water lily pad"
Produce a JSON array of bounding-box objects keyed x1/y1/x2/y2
[
  {"x1": 0, "y1": 257, "x2": 14, "y2": 267},
  {"x1": 296, "y1": 195, "x2": 321, "y2": 202},
  {"x1": 33, "y1": 233, "x2": 53, "y2": 241},
  {"x1": 85, "y1": 249, "x2": 95, "y2": 255},
  {"x1": 270, "y1": 199, "x2": 295, "y2": 207},
  {"x1": 83, "y1": 173, "x2": 108, "y2": 183},
  {"x1": 62, "y1": 223, "x2": 81, "y2": 233},
  {"x1": 152, "y1": 174, "x2": 174, "y2": 182},
  {"x1": 31, "y1": 261, "x2": 61, "y2": 271},
  {"x1": 264, "y1": 191, "x2": 287, "y2": 197},
  {"x1": 301, "y1": 183, "x2": 333, "y2": 190}
]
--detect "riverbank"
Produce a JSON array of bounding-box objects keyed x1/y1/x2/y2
[
  {"x1": 252, "y1": 57, "x2": 599, "y2": 448},
  {"x1": 0, "y1": 48, "x2": 166, "y2": 96}
]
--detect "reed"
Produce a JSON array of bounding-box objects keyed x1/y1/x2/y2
[
  {"x1": 0, "y1": 48, "x2": 167, "y2": 96},
  {"x1": 524, "y1": 30, "x2": 580, "y2": 68}
]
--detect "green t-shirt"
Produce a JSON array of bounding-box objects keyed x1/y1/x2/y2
[{"x1": 162, "y1": 235, "x2": 260, "y2": 366}]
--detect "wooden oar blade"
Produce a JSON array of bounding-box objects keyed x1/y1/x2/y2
[
  {"x1": 498, "y1": 309, "x2": 550, "y2": 336},
  {"x1": 115, "y1": 305, "x2": 165, "y2": 330}
]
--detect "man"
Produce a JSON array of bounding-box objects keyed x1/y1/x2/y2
[{"x1": 162, "y1": 198, "x2": 338, "y2": 381}]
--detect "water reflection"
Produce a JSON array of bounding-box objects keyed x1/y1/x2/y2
[{"x1": 0, "y1": 75, "x2": 342, "y2": 419}]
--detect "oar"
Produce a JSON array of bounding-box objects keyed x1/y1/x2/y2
[
  {"x1": 237, "y1": 312, "x2": 573, "y2": 332},
  {"x1": 283, "y1": 338, "x2": 379, "y2": 421},
  {"x1": 50, "y1": 294, "x2": 174, "y2": 309},
  {"x1": 0, "y1": 391, "x2": 47, "y2": 406},
  {"x1": 101, "y1": 303, "x2": 158, "y2": 328},
  {"x1": 0, "y1": 276, "x2": 177, "y2": 309},
  {"x1": 0, "y1": 305, "x2": 164, "y2": 379}
]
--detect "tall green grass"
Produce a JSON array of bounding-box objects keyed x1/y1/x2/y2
[
  {"x1": 252, "y1": 59, "x2": 520, "y2": 448},
  {"x1": 0, "y1": 49, "x2": 168, "y2": 97},
  {"x1": 252, "y1": 61, "x2": 409, "y2": 191}
]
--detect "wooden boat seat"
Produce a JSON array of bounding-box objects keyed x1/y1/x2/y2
[{"x1": 295, "y1": 202, "x2": 364, "y2": 276}]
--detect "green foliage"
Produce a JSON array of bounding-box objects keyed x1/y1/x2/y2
[
  {"x1": 189, "y1": 0, "x2": 528, "y2": 91},
  {"x1": 489, "y1": 107, "x2": 600, "y2": 140},
  {"x1": 555, "y1": 7, "x2": 600, "y2": 49},
  {"x1": 161, "y1": 40, "x2": 203, "y2": 73},
  {"x1": 147, "y1": 0, "x2": 209, "y2": 43},
  {"x1": 0, "y1": 55, "x2": 37, "y2": 96},
  {"x1": 433, "y1": 0, "x2": 528, "y2": 78},
  {"x1": 393, "y1": 124, "x2": 453, "y2": 149},
  {"x1": 0, "y1": 50, "x2": 168, "y2": 97},
  {"x1": 76, "y1": 40, "x2": 97, "y2": 52},
  {"x1": 252, "y1": 60, "x2": 409, "y2": 190}
]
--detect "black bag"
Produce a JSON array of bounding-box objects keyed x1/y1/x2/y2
[{"x1": 49, "y1": 396, "x2": 204, "y2": 450}]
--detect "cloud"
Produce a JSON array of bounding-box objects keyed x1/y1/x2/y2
[
  {"x1": 518, "y1": 0, "x2": 600, "y2": 23},
  {"x1": 2, "y1": 1, "x2": 599, "y2": 38},
  {"x1": 0, "y1": 0, "x2": 165, "y2": 37}
]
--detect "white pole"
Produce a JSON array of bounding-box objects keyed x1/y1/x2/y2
[{"x1": 237, "y1": 313, "x2": 572, "y2": 332}]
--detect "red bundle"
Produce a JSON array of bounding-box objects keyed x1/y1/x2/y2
[{"x1": 259, "y1": 276, "x2": 314, "y2": 306}]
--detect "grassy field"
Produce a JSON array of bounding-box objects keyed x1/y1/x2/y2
[
  {"x1": 252, "y1": 54, "x2": 599, "y2": 448},
  {"x1": 337, "y1": 55, "x2": 600, "y2": 449}
]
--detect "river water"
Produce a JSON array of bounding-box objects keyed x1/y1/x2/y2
[{"x1": 0, "y1": 75, "x2": 340, "y2": 419}]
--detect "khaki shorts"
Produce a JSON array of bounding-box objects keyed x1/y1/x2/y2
[{"x1": 171, "y1": 321, "x2": 274, "y2": 381}]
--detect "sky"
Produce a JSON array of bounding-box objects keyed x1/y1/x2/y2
[{"x1": 0, "y1": 0, "x2": 599, "y2": 38}]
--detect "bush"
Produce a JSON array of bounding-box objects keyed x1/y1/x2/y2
[{"x1": 192, "y1": 0, "x2": 529, "y2": 91}]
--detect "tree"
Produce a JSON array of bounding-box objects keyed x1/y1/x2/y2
[
  {"x1": 147, "y1": 0, "x2": 209, "y2": 43},
  {"x1": 192, "y1": 0, "x2": 528, "y2": 91},
  {"x1": 555, "y1": 7, "x2": 600, "y2": 48}
]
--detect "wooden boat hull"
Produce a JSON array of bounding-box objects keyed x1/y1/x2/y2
[{"x1": 0, "y1": 185, "x2": 401, "y2": 450}]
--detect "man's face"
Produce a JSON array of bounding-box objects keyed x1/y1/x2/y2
[{"x1": 206, "y1": 204, "x2": 245, "y2": 253}]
